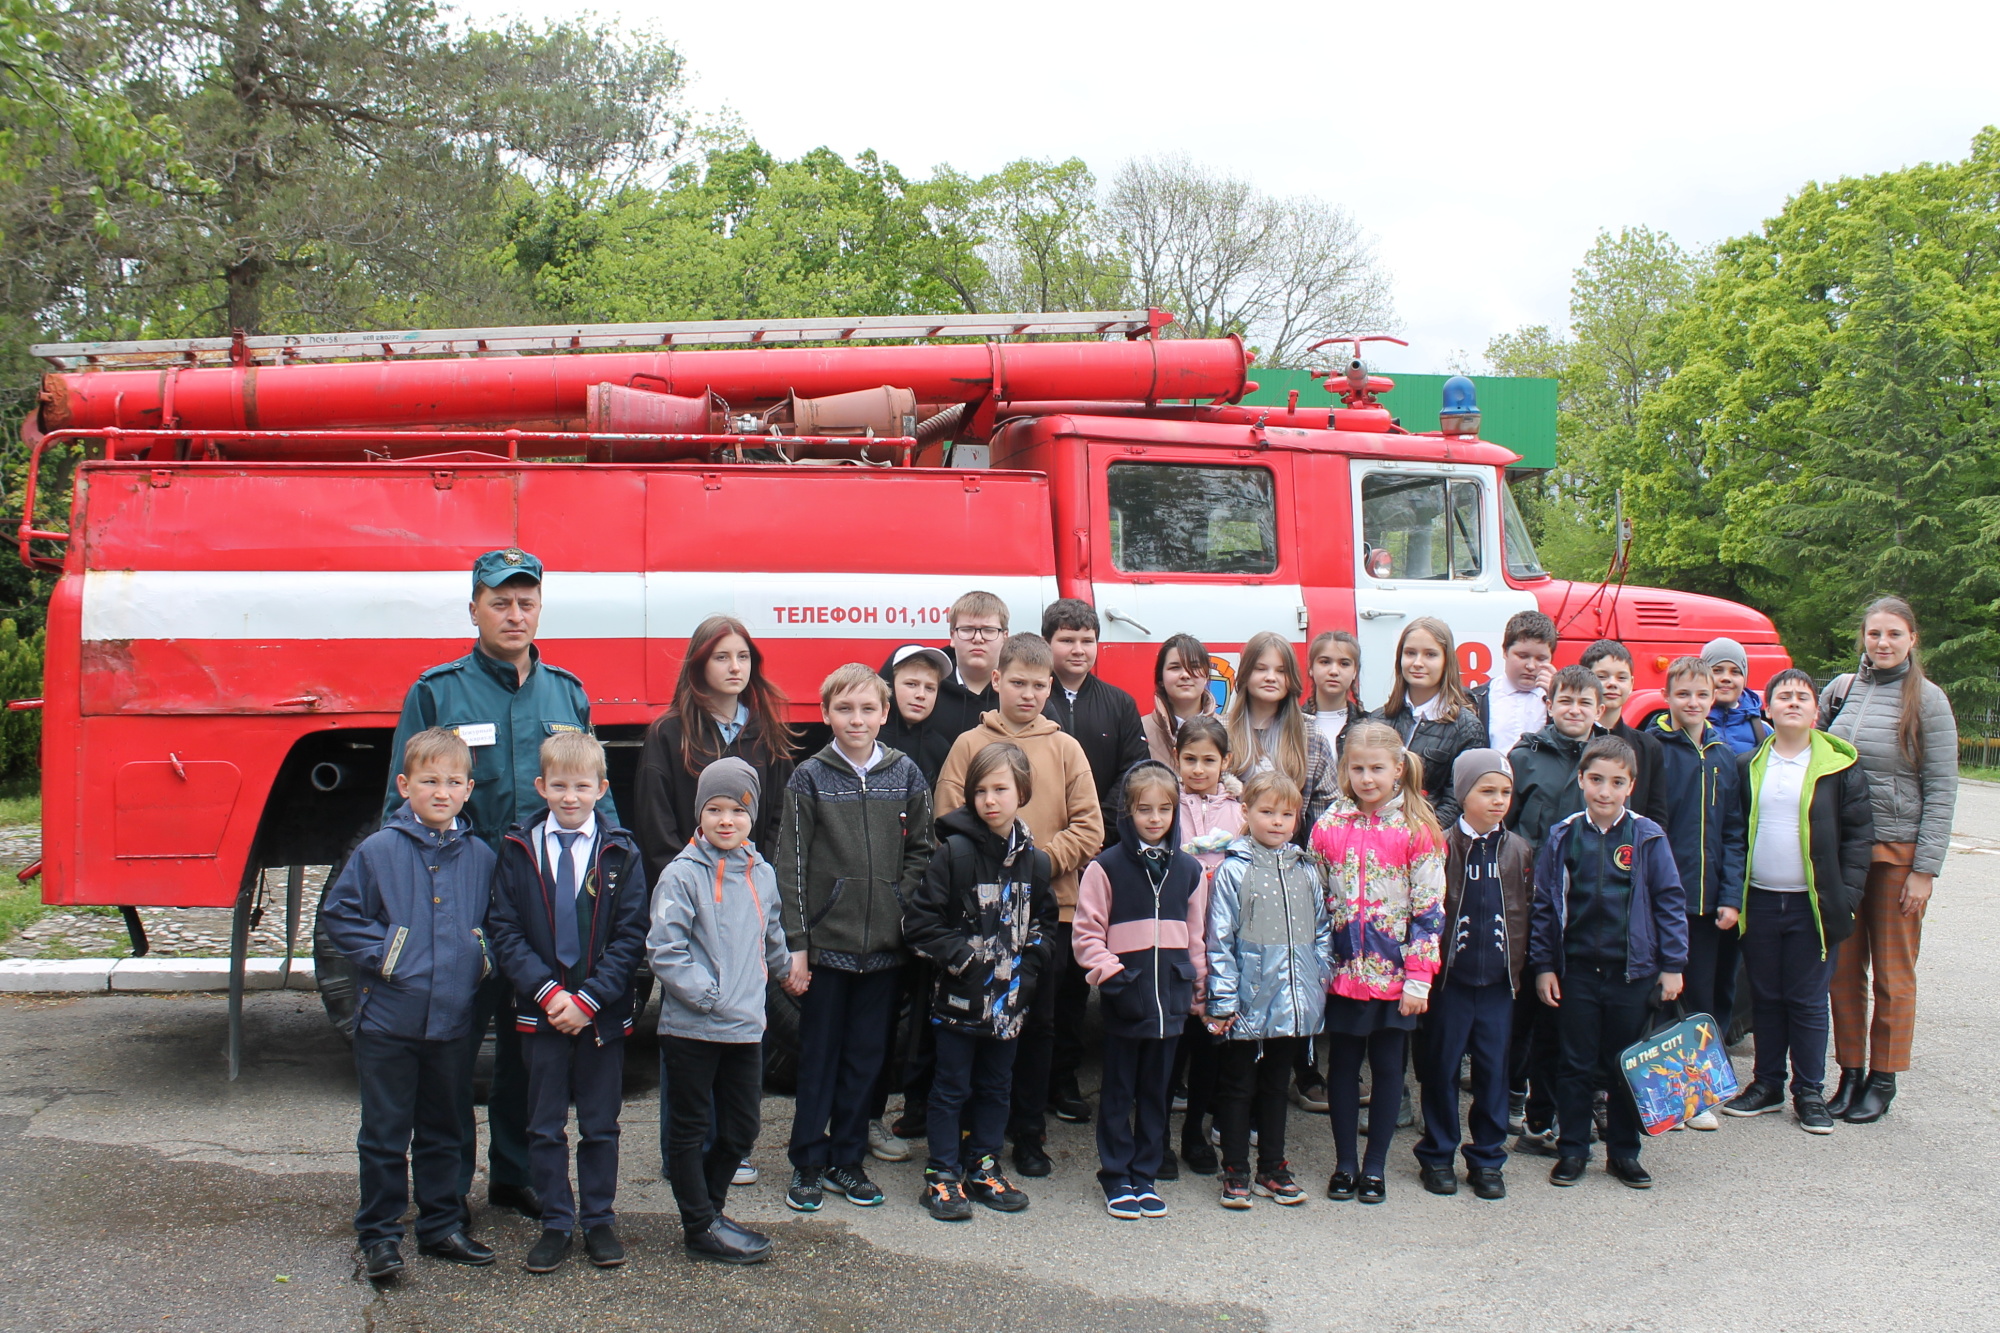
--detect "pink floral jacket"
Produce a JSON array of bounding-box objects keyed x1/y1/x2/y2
[{"x1": 1309, "y1": 794, "x2": 1446, "y2": 1002}]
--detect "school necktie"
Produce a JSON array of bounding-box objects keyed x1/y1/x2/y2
[{"x1": 552, "y1": 829, "x2": 583, "y2": 969}]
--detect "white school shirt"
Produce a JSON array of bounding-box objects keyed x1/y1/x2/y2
[
  {"x1": 1749, "y1": 746, "x2": 1811, "y2": 892},
  {"x1": 1486, "y1": 677, "x2": 1547, "y2": 757},
  {"x1": 841, "y1": 741, "x2": 883, "y2": 777},
  {"x1": 542, "y1": 819, "x2": 597, "y2": 896}
]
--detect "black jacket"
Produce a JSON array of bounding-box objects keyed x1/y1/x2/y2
[
  {"x1": 1609, "y1": 719, "x2": 1663, "y2": 815},
  {"x1": 1735, "y1": 734, "x2": 1875, "y2": 953},
  {"x1": 486, "y1": 810, "x2": 649, "y2": 1040},
  {"x1": 928, "y1": 651, "x2": 999, "y2": 752},
  {"x1": 1381, "y1": 700, "x2": 1490, "y2": 828},
  {"x1": 1505, "y1": 723, "x2": 1605, "y2": 848},
  {"x1": 903, "y1": 806, "x2": 1057, "y2": 1039},
  {"x1": 1044, "y1": 674, "x2": 1150, "y2": 839},
  {"x1": 876, "y1": 650, "x2": 954, "y2": 787},
  {"x1": 1644, "y1": 717, "x2": 1746, "y2": 916},
  {"x1": 635, "y1": 711, "x2": 794, "y2": 883}
]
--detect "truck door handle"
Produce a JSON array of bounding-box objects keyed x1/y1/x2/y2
[
  {"x1": 1359, "y1": 608, "x2": 1406, "y2": 620},
  {"x1": 1105, "y1": 607, "x2": 1153, "y2": 636}
]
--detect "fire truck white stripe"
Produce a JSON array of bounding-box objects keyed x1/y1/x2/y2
[{"x1": 78, "y1": 570, "x2": 1059, "y2": 642}]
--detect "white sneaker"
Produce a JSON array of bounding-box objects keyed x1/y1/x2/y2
[
  {"x1": 867, "y1": 1118, "x2": 911, "y2": 1163},
  {"x1": 1686, "y1": 1110, "x2": 1721, "y2": 1132},
  {"x1": 732, "y1": 1158, "x2": 759, "y2": 1186}
]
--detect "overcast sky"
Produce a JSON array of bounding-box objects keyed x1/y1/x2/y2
[{"x1": 469, "y1": 0, "x2": 1996, "y2": 373}]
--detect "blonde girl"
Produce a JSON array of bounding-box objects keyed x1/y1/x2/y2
[{"x1": 1310, "y1": 721, "x2": 1445, "y2": 1204}]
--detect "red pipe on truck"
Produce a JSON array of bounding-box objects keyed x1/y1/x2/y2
[{"x1": 40, "y1": 336, "x2": 1250, "y2": 433}]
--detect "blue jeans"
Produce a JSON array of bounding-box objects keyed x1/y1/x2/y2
[
  {"x1": 354, "y1": 1029, "x2": 472, "y2": 1245},
  {"x1": 1742, "y1": 888, "x2": 1835, "y2": 1094}
]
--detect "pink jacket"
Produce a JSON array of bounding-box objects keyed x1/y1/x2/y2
[{"x1": 1309, "y1": 795, "x2": 1446, "y2": 1002}]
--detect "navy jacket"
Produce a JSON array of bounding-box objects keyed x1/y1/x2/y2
[
  {"x1": 1529, "y1": 810, "x2": 1688, "y2": 983},
  {"x1": 1073, "y1": 810, "x2": 1205, "y2": 1042},
  {"x1": 320, "y1": 803, "x2": 496, "y2": 1041},
  {"x1": 487, "y1": 809, "x2": 649, "y2": 1040},
  {"x1": 1643, "y1": 717, "x2": 1747, "y2": 916}
]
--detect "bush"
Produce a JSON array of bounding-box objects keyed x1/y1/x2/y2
[{"x1": 0, "y1": 621, "x2": 43, "y2": 783}]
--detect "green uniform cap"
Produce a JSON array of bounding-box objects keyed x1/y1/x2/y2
[{"x1": 473, "y1": 547, "x2": 543, "y2": 592}]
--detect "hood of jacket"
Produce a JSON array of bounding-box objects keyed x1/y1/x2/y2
[
  {"x1": 1516, "y1": 722, "x2": 1599, "y2": 763},
  {"x1": 384, "y1": 802, "x2": 473, "y2": 850},
  {"x1": 1712, "y1": 687, "x2": 1765, "y2": 726},
  {"x1": 935, "y1": 803, "x2": 1027, "y2": 857},
  {"x1": 976, "y1": 709, "x2": 1063, "y2": 741}
]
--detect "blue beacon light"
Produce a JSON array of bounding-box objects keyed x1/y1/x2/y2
[{"x1": 1439, "y1": 375, "x2": 1480, "y2": 437}]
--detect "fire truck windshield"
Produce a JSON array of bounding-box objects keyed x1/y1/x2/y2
[{"x1": 1501, "y1": 482, "x2": 1548, "y2": 580}]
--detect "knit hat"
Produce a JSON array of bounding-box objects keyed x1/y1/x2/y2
[
  {"x1": 1452, "y1": 748, "x2": 1514, "y2": 803},
  {"x1": 1700, "y1": 637, "x2": 1749, "y2": 673},
  {"x1": 695, "y1": 756, "x2": 760, "y2": 821}
]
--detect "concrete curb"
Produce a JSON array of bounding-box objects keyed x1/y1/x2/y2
[{"x1": 0, "y1": 957, "x2": 319, "y2": 994}]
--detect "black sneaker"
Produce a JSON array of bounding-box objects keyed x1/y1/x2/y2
[
  {"x1": 964, "y1": 1156, "x2": 1029, "y2": 1212},
  {"x1": 784, "y1": 1167, "x2": 824, "y2": 1212},
  {"x1": 1155, "y1": 1147, "x2": 1180, "y2": 1181},
  {"x1": 1468, "y1": 1168, "x2": 1507, "y2": 1200},
  {"x1": 1179, "y1": 1135, "x2": 1219, "y2": 1176},
  {"x1": 1506, "y1": 1091, "x2": 1528, "y2": 1136},
  {"x1": 1012, "y1": 1136, "x2": 1052, "y2": 1178},
  {"x1": 1218, "y1": 1172, "x2": 1252, "y2": 1210},
  {"x1": 1722, "y1": 1081, "x2": 1786, "y2": 1117},
  {"x1": 1513, "y1": 1126, "x2": 1560, "y2": 1158},
  {"x1": 922, "y1": 1170, "x2": 974, "y2": 1221},
  {"x1": 1419, "y1": 1162, "x2": 1458, "y2": 1196},
  {"x1": 1049, "y1": 1083, "x2": 1093, "y2": 1124},
  {"x1": 1795, "y1": 1092, "x2": 1836, "y2": 1135},
  {"x1": 1549, "y1": 1156, "x2": 1587, "y2": 1187},
  {"x1": 821, "y1": 1162, "x2": 886, "y2": 1206},
  {"x1": 1253, "y1": 1164, "x2": 1306, "y2": 1205}
]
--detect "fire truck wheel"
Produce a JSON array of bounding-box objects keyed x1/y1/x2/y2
[
  {"x1": 311, "y1": 821, "x2": 377, "y2": 1040},
  {"x1": 763, "y1": 978, "x2": 802, "y2": 1094}
]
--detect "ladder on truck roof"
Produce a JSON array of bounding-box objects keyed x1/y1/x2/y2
[{"x1": 30, "y1": 309, "x2": 1172, "y2": 370}]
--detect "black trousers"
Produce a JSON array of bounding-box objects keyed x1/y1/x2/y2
[
  {"x1": 1215, "y1": 1035, "x2": 1304, "y2": 1174},
  {"x1": 456, "y1": 973, "x2": 531, "y2": 1196},
  {"x1": 1742, "y1": 888, "x2": 1835, "y2": 1094},
  {"x1": 1170, "y1": 1015, "x2": 1221, "y2": 1145},
  {"x1": 788, "y1": 966, "x2": 898, "y2": 1172},
  {"x1": 1009, "y1": 926, "x2": 1071, "y2": 1144},
  {"x1": 1050, "y1": 923, "x2": 1091, "y2": 1093},
  {"x1": 354, "y1": 1029, "x2": 472, "y2": 1246},
  {"x1": 1508, "y1": 988, "x2": 1560, "y2": 1130},
  {"x1": 1096, "y1": 1033, "x2": 1178, "y2": 1196},
  {"x1": 521, "y1": 1029, "x2": 624, "y2": 1234},
  {"x1": 660, "y1": 1035, "x2": 762, "y2": 1237},
  {"x1": 1683, "y1": 912, "x2": 1742, "y2": 1037},
  {"x1": 1552, "y1": 963, "x2": 1653, "y2": 1160},
  {"x1": 1416, "y1": 978, "x2": 1512, "y2": 1171},
  {"x1": 1328, "y1": 1029, "x2": 1406, "y2": 1177},
  {"x1": 868, "y1": 958, "x2": 932, "y2": 1121},
  {"x1": 928, "y1": 1027, "x2": 1017, "y2": 1175}
]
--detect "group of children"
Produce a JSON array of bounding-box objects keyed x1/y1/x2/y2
[{"x1": 325, "y1": 596, "x2": 1877, "y2": 1277}]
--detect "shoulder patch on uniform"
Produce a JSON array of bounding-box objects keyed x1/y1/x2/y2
[
  {"x1": 543, "y1": 721, "x2": 583, "y2": 735},
  {"x1": 541, "y1": 662, "x2": 585, "y2": 686},
  {"x1": 418, "y1": 658, "x2": 471, "y2": 680}
]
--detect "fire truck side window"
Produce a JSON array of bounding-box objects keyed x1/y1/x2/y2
[
  {"x1": 1107, "y1": 463, "x2": 1278, "y2": 575},
  {"x1": 1359, "y1": 473, "x2": 1484, "y2": 581}
]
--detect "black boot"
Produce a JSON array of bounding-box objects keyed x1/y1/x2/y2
[
  {"x1": 1825, "y1": 1067, "x2": 1866, "y2": 1118},
  {"x1": 1843, "y1": 1071, "x2": 1897, "y2": 1124}
]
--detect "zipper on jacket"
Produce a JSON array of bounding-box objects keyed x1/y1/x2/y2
[
  {"x1": 1280, "y1": 851, "x2": 1302, "y2": 1031},
  {"x1": 860, "y1": 764, "x2": 875, "y2": 957},
  {"x1": 1149, "y1": 867, "x2": 1165, "y2": 1041}
]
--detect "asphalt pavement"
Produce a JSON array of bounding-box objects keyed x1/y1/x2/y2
[{"x1": 3, "y1": 783, "x2": 1996, "y2": 1332}]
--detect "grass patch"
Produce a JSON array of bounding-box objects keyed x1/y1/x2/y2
[
  {"x1": 1964, "y1": 764, "x2": 2000, "y2": 784},
  {"x1": 0, "y1": 780, "x2": 38, "y2": 829},
  {"x1": 0, "y1": 877, "x2": 47, "y2": 943}
]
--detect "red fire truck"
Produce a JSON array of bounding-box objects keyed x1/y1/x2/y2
[{"x1": 23, "y1": 309, "x2": 1788, "y2": 1067}]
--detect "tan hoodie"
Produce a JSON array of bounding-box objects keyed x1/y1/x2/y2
[{"x1": 936, "y1": 710, "x2": 1105, "y2": 920}]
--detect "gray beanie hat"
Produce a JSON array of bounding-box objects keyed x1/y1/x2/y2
[
  {"x1": 1700, "y1": 637, "x2": 1749, "y2": 672},
  {"x1": 694, "y1": 756, "x2": 760, "y2": 822},
  {"x1": 1452, "y1": 748, "x2": 1514, "y2": 804}
]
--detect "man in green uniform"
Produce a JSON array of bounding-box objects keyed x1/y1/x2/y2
[{"x1": 383, "y1": 547, "x2": 617, "y2": 1222}]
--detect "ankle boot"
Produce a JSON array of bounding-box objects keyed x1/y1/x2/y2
[
  {"x1": 1825, "y1": 1068, "x2": 1866, "y2": 1118},
  {"x1": 1843, "y1": 1071, "x2": 1897, "y2": 1124}
]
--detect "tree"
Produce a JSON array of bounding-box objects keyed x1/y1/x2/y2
[
  {"x1": 911, "y1": 158, "x2": 1123, "y2": 314},
  {"x1": 1104, "y1": 154, "x2": 1391, "y2": 365}
]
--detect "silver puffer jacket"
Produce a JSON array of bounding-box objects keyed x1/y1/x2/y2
[
  {"x1": 1204, "y1": 836, "x2": 1334, "y2": 1041},
  {"x1": 1821, "y1": 659, "x2": 1958, "y2": 877}
]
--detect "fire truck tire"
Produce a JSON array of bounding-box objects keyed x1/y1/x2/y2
[
  {"x1": 762, "y1": 978, "x2": 802, "y2": 1094},
  {"x1": 312, "y1": 820, "x2": 377, "y2": 1040}
]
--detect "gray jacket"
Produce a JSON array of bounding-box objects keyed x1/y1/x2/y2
[
  {"x1": 1821, "y1": 659, "x2": 1958, "y2": 876},
  {"x1": 647, "y1": 835, "x2": 789, "y2": 1043},
  {"x1": 1204, "y1": 837, "x2": 1334, "y2": 1041}
]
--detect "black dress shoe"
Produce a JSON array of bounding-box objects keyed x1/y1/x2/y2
[
  {"x1": 1843, "y1": 1072, "x2": 1896, "y2": 1124},
  {"x1": 1419, "y1": 1162, "x2": 1458, "y2": 1196},
  {"x1": 419, "y1": 1231, "x2": 497, "y2": 1266},
  {"x1": 488, "y1": 1182, "x2": 543, "y2": 1220},
  {"x1": 715, "y1": 1215, "x2": 770, "y2": 1249},
  {"x1": 686, "y1": 1220, "x2": 770, "y2": 1264},
  {"x1": 1326, "y1": 1170, "x2": 1358, "y2": 1201},
  {"x1": 1012, "y1": 1137, "x2": 1052, "y2": 1178},
  {"x1": 1469, "y1": 1168, "x2": 1506, "y2": 1200},
  {"x1": 1357, "y1": 1175, "x2": 1387, "y2": 1204},
  {"x1": 1549, "y1": 1156, "x2": 1587, "y2": 1186},
  {"x1": 583, "y1": 1224, "x2": 625, "y2": 1268},
  {"x1": 523, "y1": 1229, "x2": 571, "y2": 1273},
  {"x1": 1180, "y1": 1136, "x2": 1219, "y2": 1176},
  {"x1": 362, "y1": 1239, "x2": 403, "y2": 1282},
  {"x1": 1825, "y1": 1067, "x2": 1866, "y2": 1118},
  {"x1": 1607, "y1": 1157, "x2": 1653, "y2": 1189}
]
